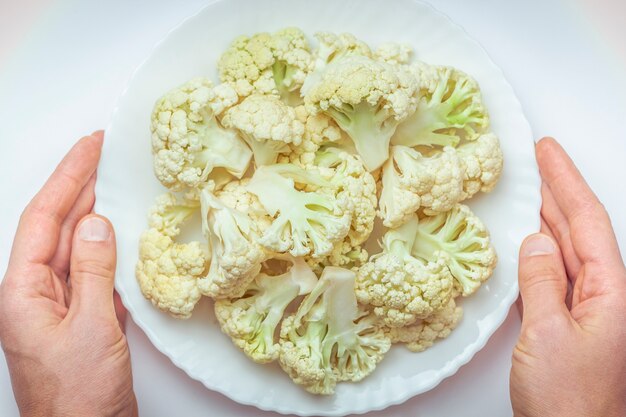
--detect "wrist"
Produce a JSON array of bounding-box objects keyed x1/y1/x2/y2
[{"x1": 17, "y1": 391, "x2": 138, "y2": 417}]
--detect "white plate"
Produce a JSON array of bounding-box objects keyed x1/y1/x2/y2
[{"x1": 95, "y1": 0, "x2": 540, "y2": 415}]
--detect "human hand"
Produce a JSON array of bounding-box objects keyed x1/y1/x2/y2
[
  {"x1": 0, "y1": 132, "x2": 137, "y2": 417},
  {"x1": 510, "y1": 137, "x2": 626, "y2": 417}
]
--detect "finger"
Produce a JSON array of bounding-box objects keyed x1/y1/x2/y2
[
  {"x1": 535, "y1": 137, "x2": 623, "y2": 268},
  {"x1": 49, "y1": 173, "x2": 97, "y2": 280},
  {"x1": 540, "y1": 217, "x2": 556, "y2": 241},
  {"x1": 9, "y1": 132, "x2": 104, "y2": 270},
  {"x1": 67, "y1": 214, "x2": 117, "y2": 319},
  {"x1": 540, "y1": 182, "x2": 582, "y2": 280},
  {"x1": 518, "y1": 233, "x2": 570, "y2": 324},
  {"x1": 114, "y1": 291, "x2": 128, "y2": 333}
]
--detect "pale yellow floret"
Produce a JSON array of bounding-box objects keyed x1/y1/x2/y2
[
  {"x1": 222, "y1": 94, "x2": 304, "y2": 166},
  {"x1": 355, "y1": 215, "x2": 453, "y2": 327},
  {"x1": 385, "y1": 298, "x2": 463, "y2": 352},
  {"x1": 198, "y1": 188, "x2": 267, "y2": 299},
  {"x1": 150, "y1": 77, "x2": 250, "y2": 191},
  {"x1": 374, "y1": 42, "x2": 413, "y2": 65},
  {"x1": 136, "y1": 229, "x2": 207, "y2": 319},
  {"x1": 457, "y1": 132, "x2": 504, "y2": 200}
]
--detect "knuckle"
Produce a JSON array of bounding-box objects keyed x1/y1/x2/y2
[
  {"x1": 522, "y1": 267, "x2": 563, "y2": 292},
  {"x1": 522, "y1": 314, "x2": 569, "y2": 342},
  {"x1": 572, "y1": 200, "x2": 607, "y2": 223},
  {"x1": 72, "y1": 258, "x2": 114, "y2": 281},
  {"x1": 22, "y1": 200, "x2": 63, "y2": 227}
]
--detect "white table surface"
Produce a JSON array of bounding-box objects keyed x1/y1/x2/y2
[{"x1": 0, "y1": 0, "x2": 624, "y2": 416}]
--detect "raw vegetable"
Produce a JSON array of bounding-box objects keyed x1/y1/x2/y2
[{"x1": 137, "y1": 27, "x2": 504, "y2": 395}]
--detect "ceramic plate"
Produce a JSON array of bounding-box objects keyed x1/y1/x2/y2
[{"x1": 95, "y1": 0, "x2": 540, "y2": 414}]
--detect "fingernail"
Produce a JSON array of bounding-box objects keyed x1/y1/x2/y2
[
  {"x1": 78, "y1": 217, "x2": 110, "y2": 242},
  {"x1": 522, "y1": 234, "x2": 555, "y2": 257}
]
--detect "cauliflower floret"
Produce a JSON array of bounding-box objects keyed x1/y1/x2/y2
[
  {"x1": 306, "y1": 238, "x2": 369, "y2": 275},
  {"x1": 314, "y1": 147, "x2": 377, "y2": 245},
  {"x1": 221, "y1": 94, "x2": 304, "y2": 166},
  {"x1": 218, "y1": 28, "x2": 312, "y2": 104},
  {"x1": 198, "y1": 188, "x2": 267, "y2": 299},
  {"x1": 147, "y1": 193, "x2": 199, "y2": 237},
  {"x1": 378, "y1": 145, "x2": 464, "y2": 227},
  {"x1": 356, "y1": 214, "x2": 454, "y2": 327},
  {"x1": 457, "y1": 132, "x2": 504, "y2": 200},
  {"x1": 215, "y1": 255, "x2": 317, "y2": 363},
  {"x1": 374, "y1": 42, "x2": 413, "y2": 65},
  {"x1": 214, "y1": 178, "x2": 272, "y2": 230},
  {"x1": 392, "y1": 64, "x2": 489, "y2": 148},
  {"x1": 268, "y1": 27, "x2": 313, "y2": 105},
  {"x1": 246, "y1": 165, "x2": 351, "y2": 258},
  {"x1": 136, "y1": 193, "x2": 207, "y2": 318},
  {"x1": 304, "y1": 55, "x2": 418, "y2": 171},
  {"x1": 150, "y1": 77, "x2": 251, "y2": 191},
  {"x1": 385, "y1": 298, "x2": 463, "y2": 352},
  {"x1": 217, "y1": 32, "x2": 276, "y2": 96},
  {"x1": 282, "y1": 105, "x2": 343, "y2": 166},
  {"x1": 279, "y1": 267, "x2": 391, "y2": 394},
  {"x1": 301, "y1": 32, "x2": 373, "y2": 96},
  {"x1": 412, "y1": 204, "x2": 497, "y2": 296},
  {"x1": 136, "y1": 229, "x2": 206, "y2": 319},
  {"x1": 377, "y1": 158, "x2": 421, "y2": 230}
]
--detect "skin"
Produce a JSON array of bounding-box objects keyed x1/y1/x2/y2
[
  {"x1": 0, "y1": 132, "x2": 137, "y2": 417},
  {"x1": 512, "y1": 137, "x2": 626, "y2": 417},
  {"x1": 0, "y1": 133, "x2": 624, "y2": 415}
]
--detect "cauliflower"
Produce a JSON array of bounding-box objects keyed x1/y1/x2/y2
[
  {"x1": 356, "y1": 214, "x2": 453, "y2": 327},
  {"x1": 214, "y1": 178, "x2": 271, "y2": 229},
  {"x1": 374, "y1": 42, "x2": 413, "y2": 65},
  {"x1": 385, "y1": 298, "x2": 463, "y2": 352},
  {"x1": 217, "y1": 32, "x2": 275, "y2": 96},
  {"x1": 217, "y1": 28, "x2": 311, "y2": 104},
  {"x1": 246, "y1": 165, "x2": 351, "y2": 258},
  {"x1": 305, "y1": 55, "x2": 418, "y2": 171},
  {"x1": 283, "y1": 105, "x2": 343, "y2": 166},
  {"x1": 412, "y1": 204, "x2": 497, "y2": 296},
  {"x1": 221, "y1": 94, "x2": 304, "y2": 166},
  {"x1": 136, "y1": 193, "x2": 207, "y2": 319},
  {"x1": 313, "y1": 147, "x2": 377, "y2": 245},
  {"x1": 306, "y1": 238, "x2": 369, "y2": 275},
  {"x1": 269, "y1": 27, "x2": 313, "y2": 105},
  {"x1": 139, "y1": 28, "x2": 503, "y2": 395},
  {"x1": 378, "y1": 145, "x2": 463, "y2": 227},
  {"x1": 198, "y1": 187, "x2": 267, "y2": 299},
  {"x1": 215, "y1": 255, "x2": 317, "y2": 363},
  {"x1": 150, "y1": 77, "x2": 251, "y2": 191},
  {"x1": 301, "y1": 32, "x2": 372, "y2": 95},
  {"x1": 457, "y1": 132, "x2": 504, "y2": 200},
  {"x1": 279, "y1": 267, "x2": 391, "y2": 394},
  {"x1": 392, "y1": 64, "x2": 489, "y2": 148},
  {"x1": 147, "y1": 192, "x2": 199, "y2": 237}
]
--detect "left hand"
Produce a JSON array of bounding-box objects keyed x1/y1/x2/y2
[{"x1": 0, "y1": 132, "x2": 138, "y2": 417}]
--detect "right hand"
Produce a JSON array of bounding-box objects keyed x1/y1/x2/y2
[{"x1": 510, "y1": 137, "x2": 626, "y2": 417}]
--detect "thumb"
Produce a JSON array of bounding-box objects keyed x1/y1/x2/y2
[
  {"x1": 68, "y1": 215, "x2": 117, "y2": 319},
  {"x1": 518, "y1": 233, "x2": 569, "y2": 324}
]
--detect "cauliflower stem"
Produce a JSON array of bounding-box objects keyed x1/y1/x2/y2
[
  {"x1": 215, "y1": 255, "x2": 317, "y2": 363},
  {"x1": 325, "y1": 102, "x2": 397, "y2": 173},
  {"x1": 411, "y1": 204, "x2": 497, "y2": 296},
  {"x1": 247, "y1": 166, "x2": 350, "y2": 257},
  {"x1": 279, "y1": 267, "x2": 390, "y2": 394}
]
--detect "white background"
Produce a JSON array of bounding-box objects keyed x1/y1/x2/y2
[{"x1": 0, "y1": 0, "x2": 624, "y2": 416}]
